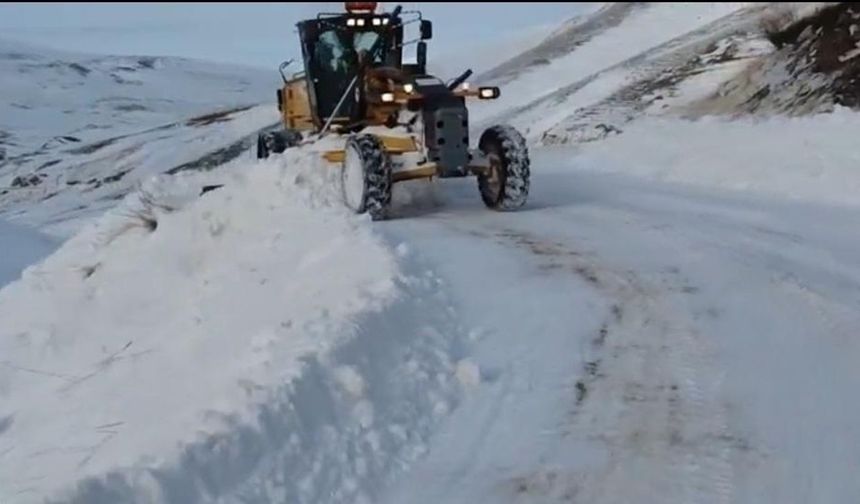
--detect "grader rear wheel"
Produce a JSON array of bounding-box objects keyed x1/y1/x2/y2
[{"x1": 477, "y1": 125, "x2": 531, "y2": 210}]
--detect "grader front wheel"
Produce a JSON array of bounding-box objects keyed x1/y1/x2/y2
[{"x1": 341, "y1": 134, "x2": 392, "y2": 221}]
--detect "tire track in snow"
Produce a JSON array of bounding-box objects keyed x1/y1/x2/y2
[{"x1": 489, "y1": 227, "x2": 738, "y2": 504}]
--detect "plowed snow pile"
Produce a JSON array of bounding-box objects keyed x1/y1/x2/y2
[{"x1": 0, "y1": 149, "x2": 466, "y2": 503}]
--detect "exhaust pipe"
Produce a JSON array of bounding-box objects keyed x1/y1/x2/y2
[{"x1": 448, "y1": 69, "x2": 473, "y2": 91}]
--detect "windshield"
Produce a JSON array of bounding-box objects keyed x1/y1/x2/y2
[
  {"x1": 314, "y1": 29, "x2": 385, "y2": 73},
  {"x1": 311, "y1": 28, "x2": 389, "y2": 120}
]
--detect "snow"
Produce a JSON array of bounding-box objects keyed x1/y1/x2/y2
[
  {"x1": 454, "y1": 359, "x2": 481, "y2": 389},
  {"x1": 2, "y1": 104, "x2": 280, "y2": 238},
  {"x1": 0, "y1": 36, "x2": 275, "y2": 158},
  {"x1": 469, "y1": 3, "x2": 754, "y2": 128},
  {"x1": 568, "y1": 107, "x2": 860, "y2": 208},
  {"x1": 426, "y1": 21, "x2": 559, "y2": 81},
  {"x1": 653, "y1": 35, "x2": 776, "y2": 113},
  {"x1": 0, "y1": 219, "x2": 57, "y2": 288},
  {"x1": 0, "y1": 149, "x2": 468, "y2": 503},
  {"x1": 3, "y1": 3, "x2": 860, "y2": 503},
  {"x1": 376, "y1": 144, "x2": 860, "y2": 504},
  {"x1": 0, "y1": 36, "x2": 279, "y2": 238}
]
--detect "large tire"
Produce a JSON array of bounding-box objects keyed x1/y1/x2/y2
[
  {"x1": 256, "y1": 133, "x2": 270, "y2": 159},
  {"x1": 341, "y1": 134, "x2": 392, "y2": 221},
  {"x1": 256, "y1": 129, "x2": 302, "y2": 159},
  {"x1": 477, "y1": 125, "x2": 530, "y2": 210}
]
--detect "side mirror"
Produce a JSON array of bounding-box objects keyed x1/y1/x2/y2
[
  {"x1": 420, "y1": 20, "x2": 433, "y2": 40},
  {"x1": 278, "y1": 59, "x2": 294, "y2": 84},
  {"x1": 416, "y1": 41, "x2": 427, "y2": 72}
]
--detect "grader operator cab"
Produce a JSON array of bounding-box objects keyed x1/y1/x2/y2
[{"x1": 257, "y1": 2, "x2": 530, "y2": 220}]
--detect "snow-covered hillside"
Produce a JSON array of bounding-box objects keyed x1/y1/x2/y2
[
  {"x1": 470, "y1": 2, "x2": 853, "y2": 145},
  {"x1": 0, "y1": 37, "x2": 275, "y2": 158},
  {"x1": 0, "y1": 37, "x2": 278, "y2": 237},
  {"x1": 3, "y1": 3, "x2": 860, "y2": 504},
  {"x1": 469, "y1": 2, "x2": 758, "y2": 133}
]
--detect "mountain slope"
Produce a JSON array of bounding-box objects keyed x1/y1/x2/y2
[
  {"x1": 468, "y1": 2, "x2": 849, "y2": 145},
  {"x1": 0, "y1": 37, "x2": 279, "y2": 237},
  {"x1": 468, "y1": 3, "x2": 756, "y2": 130},
  {"x1": 0, "y1": 37, "x2": 274, "y2": 157}
]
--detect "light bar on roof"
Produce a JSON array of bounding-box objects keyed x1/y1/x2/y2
[{"x1": 345, "y1": 2, "x2": 377, "y2": 13}]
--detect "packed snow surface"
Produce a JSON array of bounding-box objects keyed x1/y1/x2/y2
[{"x1": 377, "y1": 143, "x2": 860, "y2": 504}]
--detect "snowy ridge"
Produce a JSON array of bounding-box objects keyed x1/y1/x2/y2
[{"x1": 0, "y1": 149, "x2": 469, "y2": 503}]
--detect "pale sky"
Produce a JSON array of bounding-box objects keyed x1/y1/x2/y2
[{"x1": 0, "y1": 2, "x2": 591, "y2": 69}]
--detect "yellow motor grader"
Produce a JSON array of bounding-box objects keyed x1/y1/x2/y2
[{"x1": 257, "y1": 2, "x2": 530, "y2": 220}]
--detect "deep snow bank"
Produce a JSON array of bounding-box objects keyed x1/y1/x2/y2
[
  {"x1": 0, "y1": 147, "x2": 467, "y2": 503},
  {"x1": 566, "y1": 107, "x2": 860, "y2": 207}
]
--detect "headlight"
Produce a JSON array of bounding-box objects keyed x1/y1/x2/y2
[
  {"x1": 356, "y1": 18, "x2": 366, "y2": 26},
  {"x1": 403, "y1": 83, "x2": 414, "y2": 94},
  {"x1": 372, "y1": 17, "x2": 382, "y2": 26},
  {"x1": 346, "y1": 18, "x2": 356, "y2": 27},
  {"x1": 381, "y1": 92, "x2": 395, "y2": 103},
  {"x1": 478, "y1": 87, "x2": 500, "y2": 99}
]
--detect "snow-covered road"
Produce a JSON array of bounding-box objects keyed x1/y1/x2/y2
[
  {"x1": 3, "y1": 141, "x2": 858, "y2": 503},
  {"x1": 378, "y1": 149, "x2": 860, "y2": 504}
]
